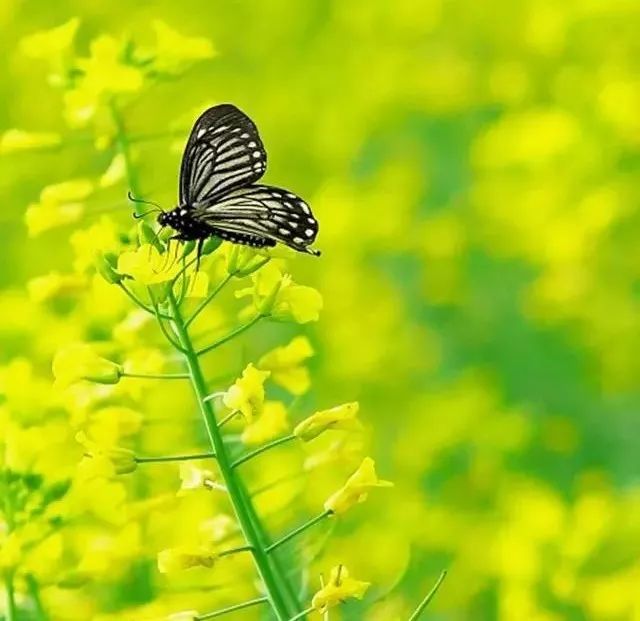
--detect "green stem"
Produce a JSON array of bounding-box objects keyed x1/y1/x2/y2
[
  {"x1": 266, "y1": 511, "x2": 332, "y2": 554},
  {"x1": 218, "y1": 545, "x2": 253, "y2": 558},
  {"x1": 197, "y1": 596, "x2": 268, "y2": 620},
  {"x1": 233, "y1": 475, "x2": 302, "y2": 615},
  {"x1": 168, "y1": 293, "x2": 292, "y2": 620},
  {"x1": 186, "y1": 273, "x2": 233, "y2": 328},
  {"x1": 407, "y1": 570, "x2": 447, "y2": 621},
  {"x1": 148, "y1": 286, "x2": 187, "y2": 352},
  {"x1": 136, "y1": 452, "x2": 216, "y2": 464},
  {"x1": 26, "y1": 574, "x2": 47, "y2": 621},
  {"x1": 232, "y1": 435, "x2": 297, "y2": 469},
  {"x1": 4, "y1": 572, "x2": 17, "y2": 621},
  {"x1": 122, "y1": 372, "x2": 190, "y2": 380},
  {"x1": 219, "y1": 409, "x2": 240, "y2": 428},
  {"x1": 117, "y1": 283, "x2": 172, "y2": 319},
  {"x1": 289, "y1": 607, "x2": 314, "y2": 621},
  {"x1": 196, "y1": 315, "x2": 263, "y2": 357}
]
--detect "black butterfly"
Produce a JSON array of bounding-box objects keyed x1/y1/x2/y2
[{"x1": 155, "y1": 104, "x2": 320, "y2": 258}]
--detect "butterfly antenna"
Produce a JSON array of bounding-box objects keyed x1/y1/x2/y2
[{"x1": 128, "y1": 192, "x2": 165, "y2": 218}]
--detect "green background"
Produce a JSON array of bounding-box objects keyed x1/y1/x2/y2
[{"x1": 2, "y1": 1, "x2": 640, "y2": 620}]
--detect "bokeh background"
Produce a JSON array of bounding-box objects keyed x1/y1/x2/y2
[{"x1": 2, "y1": 1, "x2": 640, "y2": 620}]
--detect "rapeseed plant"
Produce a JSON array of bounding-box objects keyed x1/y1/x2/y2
[{"x1": 1, "y1": 18, "x2": 445, "y2": 621}]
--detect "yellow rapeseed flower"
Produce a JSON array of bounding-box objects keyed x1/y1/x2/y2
[
  {"x1": 157, "y1": 546, "x2": 217, "y2": 574},
  {"x1": 27, "y1": 272, "x2": 86, "y2": 303},
  {"x1": 98, "y1": 153, "x2": 126, "y2": 187},
  {"x1": 20, "y1": 17, "x2": 80, "y2": 63},
  {"x1": 311, "y1": 565, "x2": 370, "y2": 613},
  {"x1": 65, "y1": 35, "x2": 143, "y2": 126},
  {"x1": 71, "y1": 216, "x2": 119, "y2": 273},
  {"x1": 241, "y1": 401, "x2": 289, "y2": 445},
  {"x1": 25, "y1": 178, "x2": 93, "y2": 236},
  {"x1": 167, "y1": 612, "x2": 199, "y2": 621},
  {"x1": 117, "y1": 244, "x2": 181, "y2": 285},
  {"x1": 75, "y1": 431, "x2": 137, "y2": 475},
  {"x1": 185, "y1": 270, "x2": 209, "y2": 298},
  {"x1": 178, "y1": 463, "x2": 224, "y2": 493},
  {"x1": 294, "y1": 402, "x2": 361, "y2": 442},
  {"x1": 223, "y1": 363, "x2": 270, "y2": 422},
  {"x1": 152, "y1": 20, "x2": 216, "y2": 74},
  {"x1": 52, "y1": 343, "x2": 122, "y2": 386},
  {"x1": 258, "y1": 336, "x2": 314, "y2": 394},
  {"x1": 324, "y1": 457, "x2": 393, "y2": 515},
  {"x1": 0, "y1": 129, "x2": 60, "y2": 153},
  {"x1": 236, "y1": 262, "x2": 323, "y2": 323}
]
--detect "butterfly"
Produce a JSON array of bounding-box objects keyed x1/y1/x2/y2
[{"x1": 154, "y1": 104, "x2": 320, "y2": 259}]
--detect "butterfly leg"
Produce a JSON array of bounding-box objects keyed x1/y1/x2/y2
[{"x1": 195, "y1": 238, "x2": 204, "y2": 272}]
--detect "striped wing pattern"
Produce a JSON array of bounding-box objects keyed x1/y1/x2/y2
[
  {"x1": 180, "y1": 104, "x2": 267, "y2": 205},
  {"x1": 193, "y1": 184, "x2": 319, "y2": 254}
]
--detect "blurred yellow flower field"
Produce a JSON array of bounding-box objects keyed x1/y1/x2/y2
[{"x1": 1, "y1": 1, "x2": 640, "y2": 620}]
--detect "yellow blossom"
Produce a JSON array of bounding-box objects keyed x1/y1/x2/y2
[
  {"x1": 199, "y1": 514, "x2": 238, "y2": 542},
  {"x1": 152, "y1": 20, "x2": 216, "y2": 74},
  {"x1": 0, "y1": 129, "x2": 60, "y2": 153},
  {"x1": 75, "y1": 431, "x2": 137, "y2": 475},
  {"x1": 27, "y1": 272, "x2": 86, "y2": 303},
  {"x1": 311, "y1": 565, "x2": 371, "y2": 613},
  {"x1": 185, "y1": 270, "x2": 209, "y2": 298},
  {"x1": 241, "y1": 401, "x2": 289, "y2": 445},
  {"x1": 98, "y1": 153, "x2": 126, "y2": 187},
  {"x1": 25, "y1": 179, "x2": 93, "y2": 236},
  {"x1": 223, "y1": 363, "x2": 270, "y2": 422},
  {"x1": 236, "y1": 262, "x2": 322, "y2": 323},
  {"x1": 20, "y1": 17, "x2": 79, "y2": 63},
  {"x1": 178, "y1": 463, "x2": 224, "y2": 493},
  {"x1": 224, "y1": 243, "x2": 270, "y2": 276},
  {"x1": 157, "y1": 546, "x2": 217, "y2": 573},
  {"x1": 25, "y1": 202, "x2": 84, "y2": 236},
  {"x1": 52, "y1": 343, "x2": 122, "y2": 386},
  {"x1": 294, "y1": 402, "x2": 361, "y2": 442},
  {"x1": 167, "y1": 612, "x2": 199, "y2": 621},
  {"x1": 71, "y1": 216, "x2": 119, "y2": 273},
  {"x1": 324, "y1": 457, "x2": 393, "y2": 515},
  {"x1": 64, "y1": 35, "x2": 143, "y2": 126},
  {"x1": 258, "y1": 336, "x2": 314, "y2": 394},
  {"x1": 117, "y1": 244, "x2": 181, "y2": 284}
]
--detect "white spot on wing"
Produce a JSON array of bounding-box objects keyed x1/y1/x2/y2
[
  {"x1": 279, "y1": 228, "x2": 291, "y2": 236},
  {"x1": 305, "y1": 228, "x2": 314, "y2": 236}
]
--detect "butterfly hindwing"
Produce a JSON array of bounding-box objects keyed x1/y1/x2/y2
[
  {"x1": 192, "y1": 184, "x2": 319, "y2": 254},
  {"x1": 179, "y1": 104, "x2": 267, "y2": 205}
]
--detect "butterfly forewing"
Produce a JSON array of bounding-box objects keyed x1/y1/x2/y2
[
  {"x1": 179, "y1": 104, "x2": 267, "y2": 205},
  {"x1": 193, "y1": 184, "x2": 319, "y2": 254}
]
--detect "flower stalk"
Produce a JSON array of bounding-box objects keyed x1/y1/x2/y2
[
  {"x1": 266, "y1": 510, "x2": 332, "y2": 554},
  {"x1": 407, "y1": 570, "x2": 447, "y2": 621},
  {"x1": 135, "y1": 452, "x2": 216, "y2": 464},
  {"x1": 231, "y1": 434, "x2": 297, "y2": 469},
  {"x1": 196, "y1": 314, "x2": 263, "y2": 357},
  {"x1": 168, "y1": 291, "x2": 295, "y2": 620},
  {"x1": 197, "y1": 596, "x2": 268, "y2": 620}
]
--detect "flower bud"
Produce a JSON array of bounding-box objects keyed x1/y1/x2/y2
[
  {"x1": 53, "y1": 344, "x2": 123, "y2": 386},
  {"x1": 294, "y1": 402, "x2": 360, "y2": 442},
  {"x1": 95, "y1": 252, "x2": 123, "y2": 284},
  {"x1": 157, "y1": 546, "x2": 217, "y2": 573}
]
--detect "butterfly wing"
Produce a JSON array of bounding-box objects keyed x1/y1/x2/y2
[
  {"x1": 193, "y1": 184, "x2": 320, "y2": 255},
  {"x1": 179, "y1": 104, "x2": 267, "y2": 205}
]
